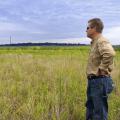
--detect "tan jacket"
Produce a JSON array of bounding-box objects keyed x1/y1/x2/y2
[{"x1": 86, "y1": 35, "x2": 116, "y2": 76}]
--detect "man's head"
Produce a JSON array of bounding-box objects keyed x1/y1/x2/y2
[{"x1": 86, "y1": 18, "x2": 104, "y2": 39}]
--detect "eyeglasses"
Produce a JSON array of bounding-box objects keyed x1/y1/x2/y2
[{"x1": 86, "y1": 26, "x2": 94, "y2": 30}]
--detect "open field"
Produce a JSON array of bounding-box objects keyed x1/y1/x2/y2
[{"x1": 0, "y1": 46, "x2": 120, "y2": 120}]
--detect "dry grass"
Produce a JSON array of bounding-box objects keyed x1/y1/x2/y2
[{"x1": 0, "y1": 46, "x2": 119, "y2": 120}]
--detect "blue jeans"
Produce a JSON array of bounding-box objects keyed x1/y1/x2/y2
[{"x1": 86, "y1": 76, "x2": 114, "y2": 120}]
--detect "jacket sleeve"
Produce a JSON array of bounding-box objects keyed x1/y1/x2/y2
[{"x1": 98, "y1": 41, "x2": 116, "y2": 72}]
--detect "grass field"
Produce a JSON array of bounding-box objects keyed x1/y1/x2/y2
[{"x1": 0, "y1": 46, "x2": 120, "y2": 120}]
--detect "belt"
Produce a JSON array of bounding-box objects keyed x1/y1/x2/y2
[{"x1": 87, "y1": 74, "x2": 108, "y2": 80}]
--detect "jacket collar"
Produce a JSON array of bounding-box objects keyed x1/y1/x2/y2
[{"x1": 91, "y1": 34, "x2": 102, "y2": 46}]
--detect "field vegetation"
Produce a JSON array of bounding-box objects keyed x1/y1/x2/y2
[{"x1": 0, "y1": 46, "x2": 120, "y2": 120}]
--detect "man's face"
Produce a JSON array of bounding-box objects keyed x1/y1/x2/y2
[{"x1": 86, "y1": 23, "x2": 96, "y2": 38}]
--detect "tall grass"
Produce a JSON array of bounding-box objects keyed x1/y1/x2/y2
[{"x1": 0, "y1": 46, "x2": 119, "y2": 120}]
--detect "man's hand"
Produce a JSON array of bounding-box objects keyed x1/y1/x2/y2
[{"x1": 97, "y1": 69, "x2": 108, "y2": 76}]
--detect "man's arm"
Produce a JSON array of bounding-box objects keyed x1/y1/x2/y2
[{"x1": 97, "y1": 41, "x2": 116, "y2": 75}]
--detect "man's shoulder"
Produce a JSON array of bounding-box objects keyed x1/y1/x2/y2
[
  {"x1": 97, "y1": 36, "x2": 116, "y2": 55},
  {"x1": 97, "y1": 35, "x2": 113, "y2": 48},
  {"x1": 97, "y1": 36, "x2": 110, "y2": 45}
]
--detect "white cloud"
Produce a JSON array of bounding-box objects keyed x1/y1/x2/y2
[
  {"x1": 0, "y1": 22, "x2": 24, "y2": 31},
  {"x1": 0, "y1": 0, "x2": 16, "y2": 5},
  {"x1": 45, "y1": 37, "x2": 90, "y2": 44},
  {"x1": 0, "y1": 0, "x2": 120, "y2": 44},
  {"x1": 104, "y1": 26, "x2": 120, "y2": 45},
  {"x1": 0, "y1": 21, "x2": 45, "y2": 33}
]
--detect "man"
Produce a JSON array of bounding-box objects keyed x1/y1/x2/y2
[{"x1": 85, "y1": 18, "x2": 116, "y2": 120}]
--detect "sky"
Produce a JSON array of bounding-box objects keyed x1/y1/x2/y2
[{"x1": 0, "y1": 0, "x2": 120, "y2": 45}]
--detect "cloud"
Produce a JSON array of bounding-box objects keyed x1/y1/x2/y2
[
  {"x1": 38, "y1": 37, "x2": 90, "y2": 44},
  {"x1": 0, "y1": 22, "x2": 25, "y2": 31},
  {"x1": 0, "y1": 0, "x2": 120, "y2": 44},
  {"x1": 104, "y1": 26, "x2": 120, "y2": 45}
]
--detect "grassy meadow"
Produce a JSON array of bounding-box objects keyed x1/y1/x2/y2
[{"x1": 0, "y1": 46, "x2": 120, "y2": 120}]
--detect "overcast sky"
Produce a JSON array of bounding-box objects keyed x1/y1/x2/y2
[{"x1": 0, "y1": 0, "x2": 120, "y2": 45}]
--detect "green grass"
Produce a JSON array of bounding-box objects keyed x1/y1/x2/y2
[{"x1": 0, "y1": 46, "x2": 120, "y2": 120}]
